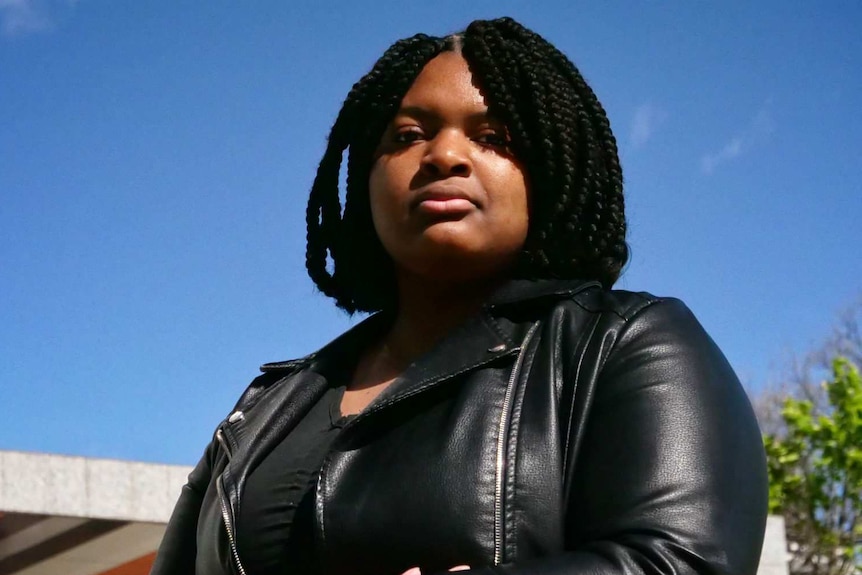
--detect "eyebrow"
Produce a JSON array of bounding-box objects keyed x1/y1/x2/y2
[{"x1": 394, "y1": 105, "x2": 502, "y2": 124}]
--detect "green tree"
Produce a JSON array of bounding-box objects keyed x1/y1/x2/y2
[
  {"x1": 753, "y1": 296, "x2": 862, "y2": 439},
  {"x1": 764, "y1": 358, "x2": 862, "y2": 575}
]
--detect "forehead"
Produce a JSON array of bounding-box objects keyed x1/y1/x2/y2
[{"x1": 399, "y1": 52, "x2": 489, "y2": 115}]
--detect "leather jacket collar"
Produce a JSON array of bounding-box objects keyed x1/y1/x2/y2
[
  {"x1": 261, "y1": 278, "x2": 600, "y2": 372},
  {"x1": 258, "y1": 279, "x2": 601, "y2": 421}
]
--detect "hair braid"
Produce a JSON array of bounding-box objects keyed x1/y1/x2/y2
[
  {"x1": 537, "y1": 29, "x2": 626, "y2": 269},
  {"x1": 305, "y1": 34, "x2": 442, "y2": 312},
  {"x1": 465, "y1": 17, "x2": 627, "y2": 283}
]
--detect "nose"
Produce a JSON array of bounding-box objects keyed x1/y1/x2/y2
[{"x1": 420, "y1": 129, "x2": 472, "y2": 178}]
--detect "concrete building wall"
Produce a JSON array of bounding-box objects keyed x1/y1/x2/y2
[
  {"x1": 758, "y1": 516, "x2": 790, "y2": 575},
  {"x1": 0, "y1": 450, "x2": 191, "y2": 524},
  {"x1": 0, "y1": 450, "x2": 192, "y2": 575}
]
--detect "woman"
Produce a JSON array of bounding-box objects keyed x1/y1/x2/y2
[{"x1": 151, "y1": 17, "x2": 768, "y2": 575}]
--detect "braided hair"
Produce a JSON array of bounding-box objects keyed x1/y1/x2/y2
[{"x1": 306, "y1": 17, "x2": 627, "y2": 314}]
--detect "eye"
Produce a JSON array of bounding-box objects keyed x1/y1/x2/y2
[
  {"x1": 392, "y1": 127, "x2": 424, "y2": 144},
  {"x1": 474, "y1": 130, "x2": 510, "y2": 148}
]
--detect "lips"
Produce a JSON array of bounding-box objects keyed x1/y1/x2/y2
[{"x1": 411, "y1": 184, "x2": 479, "y2": 216}]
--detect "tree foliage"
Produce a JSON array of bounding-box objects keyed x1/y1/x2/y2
[
  {"x1": 764, "y1": 357, "x2": 862, "y2": 575},
  {"x1": 754, "y1": 296, "x2": 862, "y2": 438}
]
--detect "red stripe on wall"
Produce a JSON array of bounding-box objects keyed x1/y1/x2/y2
[{"x1": 95, "y1": 551, "x2": 157, "y2": 575}]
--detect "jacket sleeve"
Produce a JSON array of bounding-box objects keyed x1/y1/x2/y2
[
  {"x1": 149, "y1": 438, "x2": 217, "y2": 575},
  {"x1": 478, "y1": 298, "x2": 768, "y2": 575}
]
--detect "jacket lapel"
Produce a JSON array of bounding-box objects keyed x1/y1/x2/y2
[
  {"x1": 220, "y1": 370, "x2": 330, "y2": 505},
  {"x1": 341, "y1": 278, "x2": 600, "y2": 422},
  {"x1": 357, "y1": 310, "x2": 520, "y2": 420},
  {"x1": 240, "y1": 279, "x2": 600, "y2": 431}
]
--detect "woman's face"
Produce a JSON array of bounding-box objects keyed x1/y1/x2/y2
[{"x1": 368, "y1": 52, "x2": 530, "y2": 284}]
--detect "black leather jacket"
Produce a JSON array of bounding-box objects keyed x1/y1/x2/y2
[{"x1": 151, "y1": 279, "x2": 768, "y2": 575}]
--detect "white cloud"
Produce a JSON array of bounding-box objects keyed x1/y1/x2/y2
[
  {"x1": 0, "y1": 0, "x2": 50, "y2": 36},
  {"x1": 0, "y1": 0, "x2": 76, "y2": 38},
  {"x1": 629, "y1": 103, "x2": 667, "y2": 149},
  {"x1": 700, "y1": 102, "x2": 774, "y2": 175}
]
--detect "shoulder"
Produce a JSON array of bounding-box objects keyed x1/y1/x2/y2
[
  {"x1": 214, "y1": 353, "x2": 319, "y2": 416},
  {"x1": 561, "y1": 284, "x2": 697, "y2": 333},
  {"x1": 490, "y1": 279, "x2": 672, "y2": 325},
  {"x1": 230, "y1": 312, "x2": 390, "y2": 412},
  {"x1": 572, "y1": 286, "x2": 655, "y2": 317},
  {"x1": 579, "y1": 290, "x2": 735, "y2": 397},
  {"x1": 227, "y1": 363, "x2": 309, "y2": 414},
  {"x1": 553, "y1": 286, "x2": 723, "y2": 375}
]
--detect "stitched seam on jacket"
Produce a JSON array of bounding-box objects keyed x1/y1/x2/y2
[
  {"x1": 363, "y1": 354, "x2": 517, "y2": 416},
  {"x1": 483, "y1": 309, "x2": 518, "y2": 348},
  {"x1": 570, "y1": 289, "x2": 661, "y2": 320},
  {"x1": 562, "y1": 313, "x2": 601, "y2": 470},
  {"x1": 505, "y1": 323, "x2": 540, "y2": 562},
  {"x1": 618, "y1": 295, "x2": 661, "y2": 321},
  {"x1": 233, "y1": 373, "x2": 294, "y2": 413}
]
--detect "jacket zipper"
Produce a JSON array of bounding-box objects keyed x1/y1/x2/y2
[
  {"x1": 494, "y1": 322, "x2": 539, "y2": 565},
  {"x1": 216, "y1": 428, "x2": 248, "y2": 575}
]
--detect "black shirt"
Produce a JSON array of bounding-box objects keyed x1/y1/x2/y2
[{"x1": 236, "y1": 384, "x2": 354, "y2": 574}]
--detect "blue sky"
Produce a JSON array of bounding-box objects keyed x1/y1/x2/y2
[{"x1": 1, "y1": 1, "x2": 860, "y2": 465}]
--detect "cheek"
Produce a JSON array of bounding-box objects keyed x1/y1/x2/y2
[
  {"x1": 368, "y1": 162, "x2": 389, "y2": 213},
  {"x1": 367, "y1": 160, "x2": 403, "y2": 243},
  {"x1": 368, "y1": 156, "x2": 404, "y2": 204},
  {"x1": 506, "y1": 164, "x2": 530, "y2": 226},
  {"x1": 489, "y1": 165, "x2": 530, "y2": 226}
]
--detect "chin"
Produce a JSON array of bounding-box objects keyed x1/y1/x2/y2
[
  {"x1": 397, "y1": 247, "x2": 516, "y2": 285},
  {"x1": 381, "y1": 224, "x2": 524, "y2": 283}
]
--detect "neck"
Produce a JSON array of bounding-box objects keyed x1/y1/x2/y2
[{"x1": 382, "y1": 272, "x2": 502, "y2": 367}]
